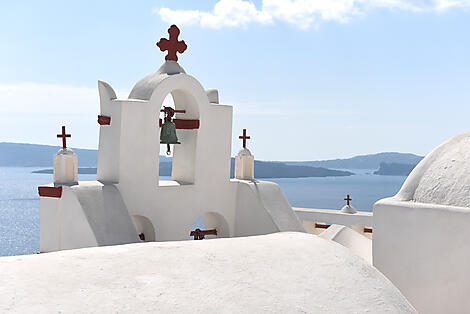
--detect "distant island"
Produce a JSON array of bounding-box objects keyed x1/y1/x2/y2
[
  {"x1": 285, "y1": 152, "x2": 423, "y2": 170},
  {"x1": 373, "y1": 162, "x2": 417, "y2": 176}
]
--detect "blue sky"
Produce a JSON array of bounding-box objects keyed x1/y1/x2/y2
[{"x1": 0, "y1": 0, "x2": 469, "y2": 161}]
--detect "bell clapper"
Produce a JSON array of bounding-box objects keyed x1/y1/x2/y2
[{"x1": 166, "y1": 143, "x2": 171, "y2": 155}]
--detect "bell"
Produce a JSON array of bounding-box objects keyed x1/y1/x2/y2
[{"x1": 160, "y1": 117, "x2": 180, "y2": 155}]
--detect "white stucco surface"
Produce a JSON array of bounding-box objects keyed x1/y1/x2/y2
[
  {"x1": 373, "y1": 132, "x2": 470, "y2": 313},
  {"x1": 396, "y1": 132, "x2": 470, "y2": 207},
  {"x1": 128, "y1": 61, "x2": 186, "y2": 100},
  {"x1": 320, "y1": 224, "x2": 372, "y2": 263},
  {"x1": 0, "y1": 232, "x2": 414, "y2": 313},
  {"x1": 373, "y1": 198, "x2": 470, "y2": 314},
  {"x1": 53, "y1": 148, "x2": 78, "y2": 184}
]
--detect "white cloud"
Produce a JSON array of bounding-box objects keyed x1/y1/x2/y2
[
  {"x1": 155, "y1": 0, "x2": 470, "y2": 29},
  {"x1": 156, "y1": 0, "x2": 272, "y2": 29},
  {"x1": 157, "y1": 8, "x2": 201, "y2": 26}
]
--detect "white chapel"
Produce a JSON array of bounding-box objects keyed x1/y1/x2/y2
[{"x1": 3, "y1": 24, "x2": 470, "y2": 313}]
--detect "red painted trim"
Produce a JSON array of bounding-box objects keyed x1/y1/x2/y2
[
  {"x1": 159, "y1": 119, "x2": 199, "y2": 129},
  {"x1": 174, "y1": 119, "x2": 199, "y2": 129},
  {"x1": 98, "y1": 115, "x2": 111, "y2": 125},
  {"x1": 38, "y1": 186, "x2": 63, "y2": 198},
  {"x1": 315, "y1": 223, "x2": 331, "y2": 229}
]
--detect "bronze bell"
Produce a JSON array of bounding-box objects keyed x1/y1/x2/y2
[{"x1": 160, "y1": 107, "x2": 180, "y2": 155}]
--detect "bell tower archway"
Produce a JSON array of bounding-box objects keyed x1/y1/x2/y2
[{"x1": 156, "y1": 87, "x2": 201, "y2": 185}]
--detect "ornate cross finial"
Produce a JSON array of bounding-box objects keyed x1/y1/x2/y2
[
  {"x1": 344, "y1": 194, "x2": 352, "y2": 206},
  {"x1": 239, "y1": 129, "x2": 251, "y2": 148},
  {"x1": 57, "y1": 126, "x2": 71, "y2": 149},
  {"x1": 156, "y1": 25, "x2": 187, "y2": 62}
]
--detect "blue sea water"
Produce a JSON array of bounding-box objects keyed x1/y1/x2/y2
[{"x1": 0, "y1": 167, "x2": 406, "y2": 256}]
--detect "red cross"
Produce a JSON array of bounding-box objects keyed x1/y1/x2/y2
[
  {"x1": 344, "y1": 194, "x2": 352, "y2": 206},
  {"x1": 156, "y1": 25, "x2": 187, "y2": 62},
  {"x1": 57, "y1": 126, "x2": 71, "y2": 149},
  {"x1": 239, "y1": 129, "x2": 251, "y2": 148}
]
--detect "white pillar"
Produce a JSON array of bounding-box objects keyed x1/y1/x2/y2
[
  {"x1": 235, "y1": 148, "x2": 254, "y2": 180},
  {"x1": 54, "y1": 148, "x2": 78, "y2": 184}
]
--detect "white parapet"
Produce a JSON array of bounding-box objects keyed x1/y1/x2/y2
[
  {"x1": 53, "y1": 148, "x2": 78, "y2": 184},
  {"x1": 235, "y1": 148, "x2": 254, "y2": 180},
  {"x1": 294, "y1": 207, "x2": 373, "y2": 238}
]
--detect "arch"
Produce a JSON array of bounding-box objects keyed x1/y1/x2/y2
[
  {"x1": 131, "y1": 215, "x2": 156, "y2": 242},
  {"x1": 200, "y1": 212, "x2": 230, "y2": 238},
  {"x1": 149, "y1": 74, "x2": 206, "y2": 121},
  {"x1": 151, "y1": 75, "x2": 208, "y2": 185}
]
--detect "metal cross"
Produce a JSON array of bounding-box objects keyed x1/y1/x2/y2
[
  {"x1": 57, "y1": 126, "x2": 71, "y2": 149},
  {"x1": 156, "y1": 25, "x2": 187, "y2": 62},
  {"x1": 238, "y1": 129, "x2": 251, "y2": 149},
  {"x1": 344, "y1": 194, "x2": 352, "y2": 206}
]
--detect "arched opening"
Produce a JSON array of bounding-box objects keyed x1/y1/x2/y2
[
  {"x1": 189, "y1": 212, "x2": 230, "y2": 240},
  {"x1": 158, "y1": 94, "x2": 175, "y2": 182},
  {"x1": 158, "y1": 89, "x2": 199, "y2": 185},
  {"x1": 131, "y1": 215, "x2": 156, "y2": 242}
]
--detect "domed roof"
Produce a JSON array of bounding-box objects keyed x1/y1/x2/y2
[
  {"x1": 0, "y1": 232, "x2": 415, "y2": 312},
  {"x1": 396, "y1": 132, "x2": 470, "y2": 208},
  {"x1": 128, "y1": 61, "x2": 186, "y2": 101},
  {"x1": 56, "y1": 147, "x2": 76, "y2": 155},
  {"x1": 341, "y1": 205, "x2": 357, "y2": 214},
  {"x1": 237, "y1": 147, "x2": 253, "y2": 157}
]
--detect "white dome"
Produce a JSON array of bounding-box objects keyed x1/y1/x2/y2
[
  {"x1": 341, "y1": 205, "x2": 357, "y2": 214},
  {"x1": 237, "y1": 147, "x2": 253, "y2": 156},
  {"x1": 56, "y1": 147, "x2": 75, "y2": 155},
  {"x1": 128, "y1": 61, "x2": 186, "y2": 100},
  {"x1": 396, "y1": 132, "x2": 470, "y2": 208}
]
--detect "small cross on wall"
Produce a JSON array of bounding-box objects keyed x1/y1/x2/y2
[
  {"x1": 239, "y1": 129, "x2": 251, "y2": 149},
  {"x1": 344, "y1": 194, "x2": 352, "y2": 206},
  {"x1": 156, "y1": 25, "x2": 187, "y2": 62},
  {"x1": 57, "y1": 126, "x2": 71, "y2": 149}
]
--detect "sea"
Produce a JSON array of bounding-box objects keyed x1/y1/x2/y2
[{"x1": 0, "y1": 167, "x2": 407, "y2": 256}]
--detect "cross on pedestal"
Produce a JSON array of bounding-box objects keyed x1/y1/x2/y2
[
  {"x1": 239, "y1": 129, "x2": 251, "y2": 149},
  {"x1": 156, "y1": 25, "x2": 187, "y2": 62},
  {"x1": 57, "y1": 126, "x2": 71, "y2": 149},
  {"x1": 344, "y1": 194, "x2": 352, "y2": 206}
]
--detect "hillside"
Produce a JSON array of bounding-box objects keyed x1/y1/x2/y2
[
  {"x1": 285, "y1": 152, "x2": 423, "y2": 169},
  {"x1": 0, "y1": 143, "x2": 98, "y2": 167},
  {"x1": 0, "y1": 143, "x2": 170, "y2": 167}
]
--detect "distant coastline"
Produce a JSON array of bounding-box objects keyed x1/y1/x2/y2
[
  {"x1": 31, "y1": 163, "x2": 354, "y2": 179},
  {"x1": 2, "y1": 142, "x2": 422, "y2": 178}
]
